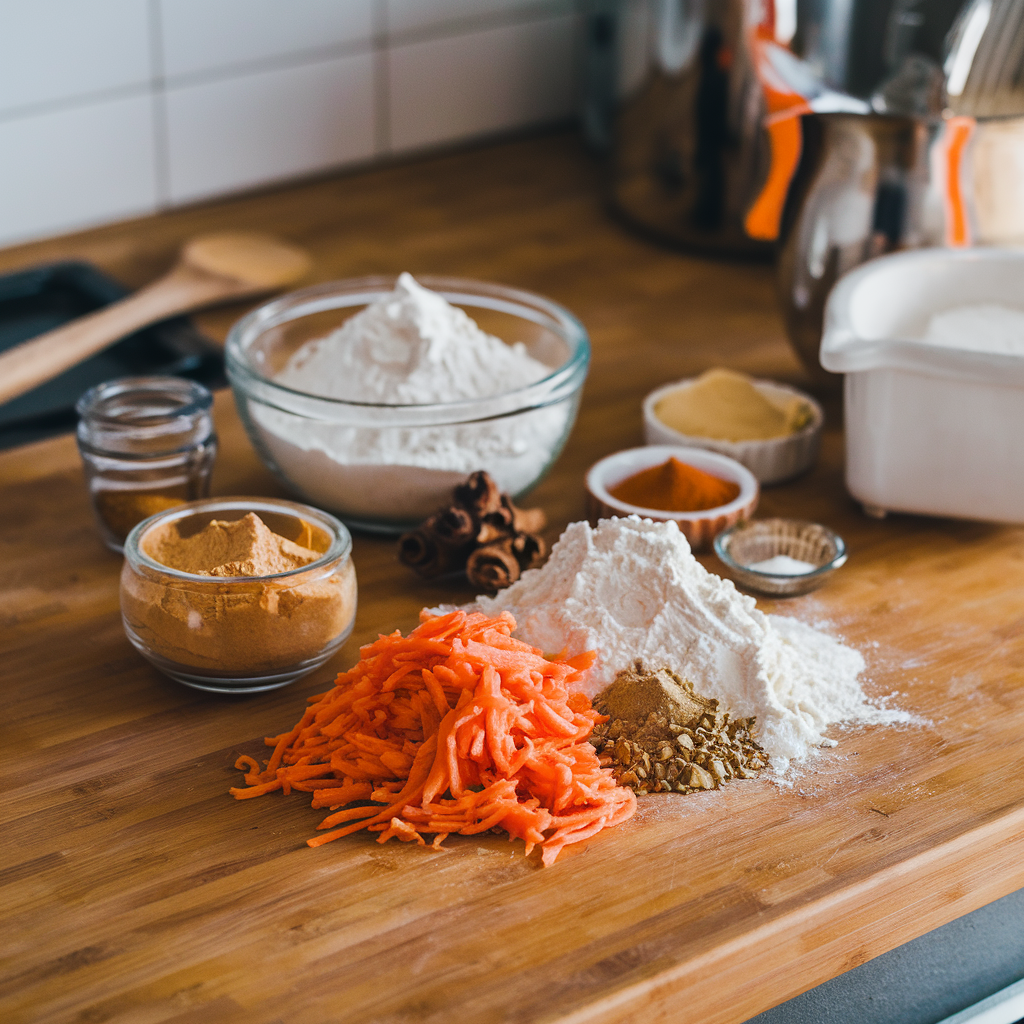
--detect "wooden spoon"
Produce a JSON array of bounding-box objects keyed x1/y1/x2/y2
[{"x1": 0, "y1": 232, "x2": 312, "y2": 407}]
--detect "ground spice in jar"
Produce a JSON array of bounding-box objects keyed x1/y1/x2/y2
[
  {"x1": 589, "y1": 662, "x2": 768, "y2": 794},
  {"x1": 608, "y1": 457, "x2": 740, "y2": 512},
  {"x1": 76, "y1": 377, "x2": 217, "y2": 552},
  {"x1": 94, "y1": 491, "x2": 187, "y2": 544},
  {"x1": 122, "y1": 512, "x2": 356, "y2": 674}
]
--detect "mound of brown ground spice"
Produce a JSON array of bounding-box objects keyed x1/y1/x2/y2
[
  {"x1": 590, "y1": 662, "x2": 768, "y2": 794},
  {"x1": 144, "y1": 512, "x2": 319, "y2": 576}
]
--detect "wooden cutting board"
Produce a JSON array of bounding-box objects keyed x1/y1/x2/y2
[{"x1": 3, "y1": 133, "x2": 1024, "y2": 1024}]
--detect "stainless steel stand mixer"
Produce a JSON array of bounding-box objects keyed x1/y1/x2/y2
[{"x1": 585, "y1": 0, "x2": 1024, "y2": 384}]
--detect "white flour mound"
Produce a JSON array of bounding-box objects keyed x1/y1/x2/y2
[
  {"x1": 475, "y1": 516, "x2": 911, "y2": 771},
  {"x1": 252, "y1": 273, "x2": 569, "y2": 520},
  {"x1": 275, "y1": 272, "x2": 551, "y2": 402}
]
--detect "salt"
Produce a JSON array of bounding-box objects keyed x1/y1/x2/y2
[{"x1": 746, "y1": 554, "x2": 816, "y2": 575}]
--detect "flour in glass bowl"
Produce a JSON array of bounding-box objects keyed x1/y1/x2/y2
[
  {"x1": 251, "y1": 274, "x2": 572, "y2": 522},
  {"x1": 474, "y1": 516, "x2": 913, "y2": 773}
]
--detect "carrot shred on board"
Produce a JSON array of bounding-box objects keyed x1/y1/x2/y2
[{"x1": 232, "y1": 609, "x2": 636, "y2": 865}]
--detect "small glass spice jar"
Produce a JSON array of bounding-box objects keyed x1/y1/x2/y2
[{"x1": 76, "y1": 376, "x2": 217, "y2": 552}]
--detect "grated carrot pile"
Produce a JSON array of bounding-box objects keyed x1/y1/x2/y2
[{"x1": 231, "y1": 609, "x2": 636, "y2": 865}]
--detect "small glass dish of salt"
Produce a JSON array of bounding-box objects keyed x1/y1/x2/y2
[{"x1": 713, "y1": 518, "x2": 846, "y2": 596}]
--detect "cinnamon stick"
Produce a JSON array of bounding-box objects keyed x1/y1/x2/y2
[
  {"x1": 399, "y1": 470, "x2": 547, "y2": 588},
  {"x1": 425, "y1": 505, "x2": 477, "y2": 548},
  {"x1": 453, "y1": 471, "x2": 503, "y2": 517},
  {"x1": 466, "y1": 538, "x2": 521, "y2": 592},
  {"x1": 511, "y1": 504, "x2": 546, "y2": 535},
  {"x1": 398, "y1": 527, "x2": 469, "y2": 578},
  {"x1": 479, "y1": 495, "x2": 547, "y2": 536},
  {"x1": 398, "y1": 529, "x2": 437, "y2": 570},
  {"x1": 511, "y1": 531, "x2": 546, "y2": 571}
]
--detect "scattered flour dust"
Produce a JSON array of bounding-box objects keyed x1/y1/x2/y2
[
  {"x1": 475, "y1": 516, "x2": 913, "y2": 773},
  {"x1": 252, "y1": 273, "x2": 570, "y2": 521}
]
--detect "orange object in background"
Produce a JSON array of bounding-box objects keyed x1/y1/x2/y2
[
  {"x1": 744, "y1": 26, "x2": 811, "y2": 243},
  {"x1": 609, "y1": 456, "x2": 741, "y2": 512},
  {"x1": 745, "y1": 112, "x2": 807, "y2": 241},
  {"x1": 943, "y1": 115, "x2": 977, "y2": 247}
]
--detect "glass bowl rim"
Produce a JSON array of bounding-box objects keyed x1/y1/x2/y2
[
  {"x1": 224, "y1": 274, "x2": 591, "y2": 416},
  {"x1": 123, "y1": 496, "x2": 352, "y2": 583}
]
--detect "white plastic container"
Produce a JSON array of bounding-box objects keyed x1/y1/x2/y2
[{"x1": 821, "y1": 248, "x2": 1024, "y2": 522}]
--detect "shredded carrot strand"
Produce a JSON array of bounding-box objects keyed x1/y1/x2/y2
[{"x1": 231, "y1": 610, "x2": 635, "y2": 865}]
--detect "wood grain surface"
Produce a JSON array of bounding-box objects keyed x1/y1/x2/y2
[{"x1": 3, "y1": 132, "x2": 1024, "y2": 1024}]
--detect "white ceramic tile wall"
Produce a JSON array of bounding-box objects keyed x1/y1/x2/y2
[
  {"x1": 0, "y1": 0, "x2": 580, "y2": 248},
  {"x1": 0, "y1": 0, "x2": 151, "y2": 116},
  {"x1": 165, "y1": 54, "x2": 377, "y2": 204},
  {"x1": 159, "y1": 0, "x2": 375, "y2": 80},
  {"x1": 389, "y1": 15, "x2": 577, "y2": 153},
  {"x1": 0, "y1": 95, "x2": 158, "y2": 244}
]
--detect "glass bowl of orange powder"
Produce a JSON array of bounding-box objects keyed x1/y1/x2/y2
[
  {"x1": 120, "y1": 497, "x2": 357, "y2": 693},
  {"x1": 585, "y1": 445, "x2": 759, "y2": 550}
]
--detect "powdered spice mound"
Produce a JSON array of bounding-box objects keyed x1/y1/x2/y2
[
  {"x1": 475, "y1": 517, "x2": 912, "y2": 772},
  {"x1": 590, "y1": 662, "x2": 769, "y2": 795},
  {"x1": 608, "y1": 456, "x2": 740, "y2": 512},
  {"x1": 144, "y1": 511, "x2": 319, "y2": 576}
]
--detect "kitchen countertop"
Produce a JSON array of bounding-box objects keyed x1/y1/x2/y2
[{"x1": 3, "y1": 131, "x2": 1024, "y2": 1024}]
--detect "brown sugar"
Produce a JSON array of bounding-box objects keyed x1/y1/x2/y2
[
  {"x1": 122, "y1": 513, "x2": 356, "y2": 674},
  {"x1": 653, "y1": 367, "x2": 813, "y2": 441}
]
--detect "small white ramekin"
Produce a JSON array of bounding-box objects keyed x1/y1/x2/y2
[
  {"x1": 585, "y1": 445, "x2": 759, "y2": 551},
  {"x1": 642, "y1": 378, "x2": 823, "y2": 485}
]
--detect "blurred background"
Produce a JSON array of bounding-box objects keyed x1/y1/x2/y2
[
  {"x1": 0, "y1": 0, "x2": 580, "y2": 249},
  {"x1": 3, "y1": 0, "x2": 1024, "y2": 439}
]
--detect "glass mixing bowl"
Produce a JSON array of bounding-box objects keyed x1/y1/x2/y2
[{"x1": 225, "y1": 276, "x2": 590, "y2": 532}]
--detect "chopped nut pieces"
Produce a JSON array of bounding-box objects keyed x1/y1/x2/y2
[
  {"x1": 398, "y1": 471, "x2": 547, "y2": 591},
  {"x1": 590, "y1": 662, "x2": 769, "y2": 795}
]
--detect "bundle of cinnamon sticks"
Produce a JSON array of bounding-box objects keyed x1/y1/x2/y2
[{"x1": 398, "y1": 471, "x2": 547, "y2": 591}]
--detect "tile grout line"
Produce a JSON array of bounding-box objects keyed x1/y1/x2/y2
[
  {"x1": 0, "y1": 83, "x2": 153, "y2": 127},
  {"x1": 160, "y1": 37, "x2": 378, "y2": 93},
  {"x1": 386, "y1": 0, "x2": 573, "y2": 48}
]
